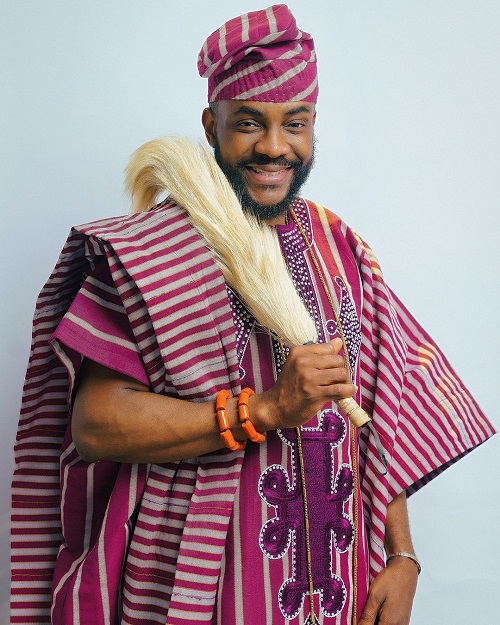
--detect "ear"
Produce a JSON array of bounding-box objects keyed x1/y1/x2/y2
[{"x1": 201, "y1": 107, "x2": 217, "y2": 147}]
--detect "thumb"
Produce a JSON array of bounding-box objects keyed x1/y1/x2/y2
[
  {"x1": 358, "y1": 577, "x2": 385, "y2": 625},
  {"x1": 329, "y1": 337, "x2": 343, "y2": 354},
  {"x1": 358, "y1": 596, "x2": 380, "y2": 625}
]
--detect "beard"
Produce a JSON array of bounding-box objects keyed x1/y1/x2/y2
[{"x1": 213, "y1": 137, "x2": 315, "y2": 222}]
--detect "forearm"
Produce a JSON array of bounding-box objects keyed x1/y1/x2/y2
[
  {"x1": 384, "y1": 490, "x2": 415, "y2": 554},
  {"x1": 72, "y1": 360, "x2": 245, "y2": 464},
  {"x1": 72, "y1": 341, "x2": 355, "y2": 464},
  {"x1": 359, "y1": 491, "x2": 418, "y2": 624},
  {"x1": 384, "y1": 490, "x2": 421, "y2": 581}
]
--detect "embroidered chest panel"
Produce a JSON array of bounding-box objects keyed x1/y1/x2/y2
[{"x1": 227, "y1": 200, "x2": 363, "y2": 622}]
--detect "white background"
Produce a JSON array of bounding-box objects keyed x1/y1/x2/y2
[{"x1": 1, "y1": 1, "x2": 499, "y2": 623}]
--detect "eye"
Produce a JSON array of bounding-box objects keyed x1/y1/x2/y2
[
  {"x1": 285, "y1": 120, "x2": 307, "y2": 133},
  {"x1": 237, "y1": 120, "x2": 261, "y2": 128},
  {"x1": 235, "y1": 119, "x2": 263, "y2": 133}
]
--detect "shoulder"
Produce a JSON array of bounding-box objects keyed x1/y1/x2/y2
[
  {"x1": 302, "y1": 198, "x2": 372, "y2": 253},
  {"x1": 303, "y1": 197, "x2": 386, "y2": 279},
  {"x1": 302, "y1": 197, "x2": 358, "y2": 240},
  {"x1": 73, "y1": 200, "x2": 188, "y2": 241}
]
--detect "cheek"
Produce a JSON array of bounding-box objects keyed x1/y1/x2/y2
[
  {"x1": 292, "y1": 136, "x2": 314, "y2": 161},
  {"x1": 217, "y1": 130, "x2": 255, "y2": 161}
]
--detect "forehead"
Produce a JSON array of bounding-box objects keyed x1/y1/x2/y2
[{"x1": 214, "y1": 100, "x2": 316, "y2": 120}]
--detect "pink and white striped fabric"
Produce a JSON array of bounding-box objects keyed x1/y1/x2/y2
[
  {"x1": 198, "y1": 4, "x2": 318, "y2": 103},
  {"x1": 12, "y1": 202, "x2": 244, "y2": 624},
  {"x1": 11, "y1": 199, "x2": 494, "y2": 624},
  {"x1": 48, "y1": 197, "x2": 372, "y2": 624}
]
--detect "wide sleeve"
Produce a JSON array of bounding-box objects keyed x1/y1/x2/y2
[
  {"x1": 354, "y1": 230, "x2": 495, "y2": 498},
  {"x1": 345, "y1": 225, "x2": 496, "y2": 578},
  {"x1": 387, "y1": 288, "x2": 495, "y2": 495},
  {"x1": 50, "y1": 258, "x2": 149, "y2": 386}
]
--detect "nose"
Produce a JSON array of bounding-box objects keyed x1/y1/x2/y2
[{"x1": 254, "y1": 126, "x2": 290, "y2": 159}]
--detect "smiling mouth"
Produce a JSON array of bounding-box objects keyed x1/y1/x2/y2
[{"x1": 245, "y1": 166, "x2": 292, "y2": 183}]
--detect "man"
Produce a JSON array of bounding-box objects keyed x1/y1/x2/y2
[{"x1": 11, "y1": 5, "x2": 494, "y2": 625}]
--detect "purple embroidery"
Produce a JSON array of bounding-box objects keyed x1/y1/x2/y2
[
  {"x1": 278, "y1": 200, "x2": 325, "y2": 344},
  {"x1": 230, "y1": 199, "x2": 362, "y2": 381},
  {"x1": 332, "y1": 276, "x2": 361, "y2": 374},
  {"x1": 227, "y1": 287, "x2": 254, "y2": 379},
  {"x1": 259, "y1": 410, "x2": 354, "y2": 619},
  {"x1": 226, "y1": 199, "x2": 362, "y2": 621},
  {"x1": 277, "y1": 200, "x2": 361, "y2": 375}
]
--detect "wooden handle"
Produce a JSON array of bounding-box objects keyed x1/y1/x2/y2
[{"x1": 337, "y1": 397, "x2": 371, "y2": 428}]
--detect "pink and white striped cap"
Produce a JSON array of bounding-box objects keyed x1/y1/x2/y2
[{"x1": 197, "y1": 4, "x2": 318, "y2": 103}]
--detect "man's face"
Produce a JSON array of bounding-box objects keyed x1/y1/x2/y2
[{"x1": 202, "y1": 100, "x2": 316, "y2": 223}]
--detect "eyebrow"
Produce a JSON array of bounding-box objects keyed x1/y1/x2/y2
[
  {"x1": 283, "y1": 105, "x2": 312, "y2": 116},
  {"x1": 232, "y1": 104, "x2": 313, "y2": 117}
]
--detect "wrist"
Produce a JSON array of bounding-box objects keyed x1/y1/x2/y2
[
  {"x1": 247, "y1": 391, "x2": 276, "y2": 433},
  {"x1": 226, "y1": 397, "x2": 246, "y2": 440},
  {"x1": 215, "y1": 390, "x2": 269, "y2": 451},
  {"x1": 216, "y1": 391, "x2": 246, "y2": 451},
  {"x1": 238, "y1": 388, "x2": 265, "y2": 443},
  {"x1": 386, "y1": 551, "x2": 421, "y2": 575}
]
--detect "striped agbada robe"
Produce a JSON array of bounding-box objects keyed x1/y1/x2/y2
[{"x1": 11, "y1": 199, "x2": 494, "y2": 625}]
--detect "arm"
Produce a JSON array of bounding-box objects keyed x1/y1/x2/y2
[
  {"x1": 72, "y1": 338, "x2": 356, "y2": 463},
  {"x1": 359, "y1": 491, "x2": 419, "y2": 625}
]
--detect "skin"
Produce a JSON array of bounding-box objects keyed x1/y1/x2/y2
[
  {"x1": 201, "y1": 100, "x2": 316, "y2": 223},
  {"x1": 72, "y1": 99, "x2": 418, "y2": 624},
  {"x1": 73, "y1": 338, "x2": 355, "y2": 463},
  {"x1": 360, "y1": 491, "x2": 419, "y2": 625}
]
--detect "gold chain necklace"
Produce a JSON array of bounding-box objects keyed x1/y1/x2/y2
[
  {"x1": 296, "y1": 424, "x2": 317, "y2": 623},
  {"x1": 289, "y1": 205, "x2": 360, "y2": 625},
  {"x1": 276, "y1": 334, "x2": 317, "y2": 623}
]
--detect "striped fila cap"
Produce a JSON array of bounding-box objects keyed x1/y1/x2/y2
[{"x1": 197, "y1": 4, "x2": 318, "y2": 103}]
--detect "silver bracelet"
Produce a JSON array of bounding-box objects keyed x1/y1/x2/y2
[{"x1": 386, "y1": 551, "x2": 421, "y2": 575}]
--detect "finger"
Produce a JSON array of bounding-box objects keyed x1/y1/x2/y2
[
  {"x1": 313, "y1": 353, "x2": 346, "y2": 370},
  {"x1": 308, "y1": 338, "x2": 343, "y2": 355},
  {"x1": 358, "y1": 596, "x2": 382, "y2": 625},
  {"x1": 291, "y1": 349, "x2": 345, "y2": 372},
  {"x1": 313, "y1": 367, "x2": 351, "y2": 387},
  {"x1": 320, "y1": 382, "x2": 357, "y2": 400},
  {"x1": 329, "y1": 337, "x2": 343, "y2": 354},
  {"x1": 359, "y1": 574, "x2": 386, "y2": 625},
  {"x1": 296, "y1": 339, "x2": 343, "y2": 356}
]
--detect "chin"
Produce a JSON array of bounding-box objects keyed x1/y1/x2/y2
[{"x1": 242, "y1": 196, "x2": 292, "y2": 222}]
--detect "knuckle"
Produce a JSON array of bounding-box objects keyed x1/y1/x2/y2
[
  {"x1": 367, "y1": 586, "x2": 384, "y2": 605},
  {"x1": 335, "y1": 367, "x2": 348, "y2": 381},
  {"x1": 295, "y1": 354, "x2": 308, "y2": 369},
  {"x1": 358, "y1": 611, "x2": 375, "y2": 624}
]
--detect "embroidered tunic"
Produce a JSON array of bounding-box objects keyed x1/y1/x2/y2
[
  {"x1": 212, "y1": 199, "x2": 370, "y2": 624},
  {"x1": 11, "y1": 199, "x2": 495, "y2": 625}
]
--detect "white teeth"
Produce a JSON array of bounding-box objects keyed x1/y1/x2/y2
[{"x1": 251, "y1": 167, "x2": 283, "y2": 175}]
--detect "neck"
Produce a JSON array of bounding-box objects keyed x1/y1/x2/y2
[{"x1": 263, "y1": 213, "x2": 287, "y2": 226}]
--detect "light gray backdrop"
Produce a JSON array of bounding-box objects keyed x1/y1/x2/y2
[{"x1": 2, "y1": 1, "x2": 499, "y2": 623}]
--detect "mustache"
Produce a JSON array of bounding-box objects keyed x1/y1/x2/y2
[{"x1": 237, "y1": 156, "x2": 303, "y2": 168}]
